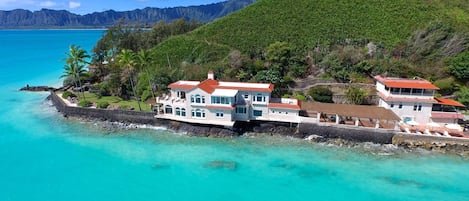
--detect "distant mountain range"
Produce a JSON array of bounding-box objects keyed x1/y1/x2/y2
[{"x1": 0, "y1": 0, "x2": 256, "y2": 29}]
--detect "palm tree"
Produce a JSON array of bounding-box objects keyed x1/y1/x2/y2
[
  {"x1": 117, "y1": 49, "x2": 142, "y2": 111},
  {"x1": 136, "y1": 49, "x2": 156, "y2": 100},
  {"x1": 60, "y1": 63, "x2": 86, "y2": 89},
  {"x1": 65, "y1": 45, "x2": 90, "y2": 100}
]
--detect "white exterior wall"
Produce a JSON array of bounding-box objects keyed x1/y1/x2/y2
[
  {"x1": 269, "y1": 108, "x2": 300, "y2": 122},
  {"x1": 207, "y1": 108, "x2": 234, "y2": 122},
  {"x1": 159, "y1": 84, "x2": 301, "y2": 125},
  {"x1": 384, "y1": 100, "x2": 432, "y2": 123},
  {"x1": 250, "y1": 105, "x2": 269, "y2": 120},
  {"x1": 376, "y1": 82, "x2": 387, "y2": 95}
]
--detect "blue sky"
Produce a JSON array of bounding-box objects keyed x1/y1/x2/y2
[{"x1": 0, "y1": 0, "x2": 224, "y2": 14}]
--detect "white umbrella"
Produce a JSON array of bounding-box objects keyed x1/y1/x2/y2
[
  {"x1": 445, "y1": 124, "x2": 462, "y2": 131},
  {"x1": 426, "y1": 122, "x2": 441, "y2": 127},
  {"x1": 406, "y1": 120, "x2": 419, "y2": 126}
]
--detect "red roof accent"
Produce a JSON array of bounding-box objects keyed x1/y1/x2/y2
[
  {"x1": 206, "y1": 105, "x2": 235, "y2": 110},
  {"x1": 216, "y1": 85, "x2": 274, "y2": 92},
  {"x1": 377, "y1": 92, "x2": 438, "y2": 103},
  {"x1": 168, "y1": 83, "x2": 198, "y2": 90},
  {"x1": 435, "y1": 98, "x2": 465, "y2": 107},
  {"x1": 374, "y1": 75, "x2": 439, "y2": 89},
  {"x1": 431, "y1": 112, "x2": 464, "y2": 119},
  {"x1": 268, "y1": 103, "x2": 301, "y2": 110},
  {"x1": 198, "y1": 79, "x2": 219, "y2": 93}
]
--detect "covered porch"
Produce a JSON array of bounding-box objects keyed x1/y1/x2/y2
[{"x1": 301, "y1": 102, "x2": 401, "y2": 130}]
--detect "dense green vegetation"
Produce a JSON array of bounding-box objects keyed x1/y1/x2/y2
[
  {"x1": 191, "y1": 0, "x2": 469, "y2": 51},
  {"x1": 62, "y1": 0, "x2": 469, "y2": 107}
]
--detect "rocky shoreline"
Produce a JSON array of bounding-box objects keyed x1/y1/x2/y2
[{"x1": 44, "y1": 91, "x2": 469, "y2": 155}]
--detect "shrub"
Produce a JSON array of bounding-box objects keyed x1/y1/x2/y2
[
  {"x1": 346, "y1": 86, "x2": 367, "y2": 105},
  {"x1": 141, "y1": 90, "x2": 152, "y2": 102},
  {"x1": 62, "y1": 91, "x2": 76, "y2": 99},
  {"x1": 78, "y1": 100, "x2": 92, "y2": 107},
  {"x1": 308, "y1": 86, "x2": 333, "y2": 103},
  {"x1": 97, "y1": 101, "x2": 109, "y2": 109}
]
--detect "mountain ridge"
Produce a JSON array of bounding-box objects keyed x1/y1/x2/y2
[{"x1": 0, "y1": 0, "x2": 256, "y2": 29}]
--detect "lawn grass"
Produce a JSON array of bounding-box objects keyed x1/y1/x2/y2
[{"x1": 81, "y1": 92, "x2": 152, "y2": 112}]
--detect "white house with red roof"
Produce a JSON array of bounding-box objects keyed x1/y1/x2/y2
[
  {"x1": 375, "y1": 75, "x2": 464, "y2": 126},
  {"x1": 155, "y1": 71, "x2": 301, "y2": 127}
]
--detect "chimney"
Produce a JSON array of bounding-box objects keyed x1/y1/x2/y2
[{"x1": 207, "y1": 70, "x2": 214, "y2": 80}]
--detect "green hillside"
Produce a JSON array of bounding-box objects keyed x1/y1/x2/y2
[
  {"x1": 190, "y1": 0, "x2": 469, "y2": 51},
  {"x1": 146, "y1": 0, "x2": 469, "y2": 79},
  {"x1": 88, "y1": 0, "x2": 469, "y2": 104}
]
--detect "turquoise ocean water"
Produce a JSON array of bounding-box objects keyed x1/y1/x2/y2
[{"x1": 0, "y1": 30, "x2": 468, "y2": 201}]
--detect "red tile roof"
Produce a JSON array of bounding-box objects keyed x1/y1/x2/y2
[
  {"x1": 198, "y1": 79, "x2": 219, "y2": 93},
  {"x1": 168, "y1": 83, "x2": 198, "y2": 90},
  {"x1": 374, "y1": 75, "x2": 439, "y2": 90},
  {"x1": 169, "y1": 79, "x2": 274, "y2": 93},
  {"x1": 435, "y1": 98, "x2": 465, "y2": 107},
  {"x1": 268, "y1": 103, "x2": 301, "y2": 110},
  {"x1": 216, "y1": 85, "x2": 274, "y2": 92}
]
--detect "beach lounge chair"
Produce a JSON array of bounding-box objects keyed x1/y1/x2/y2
[
  {"x1": 424, "y1": 129, "x2": 432, "y2": 135},
  {"x1": 404, "y1": 127, "x2": 411, "y2": 134},
  {"x1": 443, "y1": 131, "x2": 451, "y2": 137}
]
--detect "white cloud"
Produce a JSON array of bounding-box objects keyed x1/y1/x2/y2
[
  {"x1": 0, "y1": 0, "x2": 35, "y2": 8},
  {"x1": 39, "y1": 1, "x2": 56, "y2": 7},
  {"x1": 68, "y1": 1, "x2": 80, "y2": 9}
]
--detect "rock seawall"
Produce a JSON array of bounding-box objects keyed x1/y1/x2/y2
[
  {"x1": 393, "y1": 134, "x2": 469, "y2": 154},
  {"x1": 48, "y1": 92, "x2": 240, "y2": 137},
  {"x1": 48, "y1": 92, "x2": 469, "y2": 154},
  {"x1": 299, "y1": 123, "x2": 395, "y2": 144}
]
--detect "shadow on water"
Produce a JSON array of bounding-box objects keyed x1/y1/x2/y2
[
  {"x1": 204, "y1": 160, "x2": 238, "y2": 171},
  {"x1": 151, "y1": 163, "x2": 171, "y2": 170},
  {"x1": 269, "y1": 159, "x2": 338, "y2": 179},
  {"x1": 379, "y1": 176, "x2": 424, "y2": 188}
]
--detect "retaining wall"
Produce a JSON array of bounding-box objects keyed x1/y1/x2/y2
[
  {"x1": 299, "y1": 123, "x2": 396, "y2": 144},
  {"x1": 49, "y1": 92, "x2": 469, "y2": 152}
]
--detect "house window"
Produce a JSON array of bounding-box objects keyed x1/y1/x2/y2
[
  {"x1": 256, "y1": 94, "x2": 263, "y2": 102},
  {"x1": 216, "y1": 111, "x2": 224, "y2": 118},
  {"x1": 236, "y1": 107, "x2": 246, "y2": 114},
  {"x1": 192, "y1": 95, "x2": 205, "y2": 104},
  {"x1": 176, "y1": 91, "x2": 186, "y2": 99},
  {"x1": 165, "y1": 105, "x2": 172, "y2": 114},
  {"x1": 398, "y1": 103, "x2": 403, "y2": 109},
  {"x1": 192, "y1": 109, "x2": 206, "y2": 118},
  {"x1": 253, "y1": 110, "x2": 262, "y2": 117},
  {"x1": 390, "y1": 103, "x2": 394, "y2": 108},
  {"x1": 175, "y1": 107, "x2": 181, "y2": 116},
  {"x1": 412, "y1": 89, "x2": 423, "y2": 95},
  {"x1": 418, "y1": 104, "x2": 422, "y2": 111},
  {"x1": 413, "y1": 104, "x2": 418, "y2": 111},
  {"x1": 211, "y1": 96, "x2": 231, "y2": 105},
  {"x1": 244, "y1": 94, "x2": 249, "y2": 99},
  {"x1": 181, "y1": 108, "x2": 186, "y2": 116}
]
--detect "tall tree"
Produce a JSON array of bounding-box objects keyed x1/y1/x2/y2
[
  {"x1": 65, "y1": 45, "x2": 90, "y2": 100},
  {"x1": 117, "y1": 49, "x2": 142, "y2": 111},
  {"x1": 60, "y1": 63, "x2": 86, "y2": 89},
  {"x1": 136, "y1": 49, "x2": 156, "y2": 100}
]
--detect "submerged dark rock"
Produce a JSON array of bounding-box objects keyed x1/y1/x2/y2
[
  {"x1": 204, "y1": 160, "x2": 238, "y2": 170},
  {"x1": 20, "y1": 85, "x2": 55, "y2": 92}
]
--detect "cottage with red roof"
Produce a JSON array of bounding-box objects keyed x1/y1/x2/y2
[
  {"x1": 155, "y1": 71, "x2": 301, "y2": 127},
  {"x1": 374, "y1": 75, "x2": 464, "y2": 126}
]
